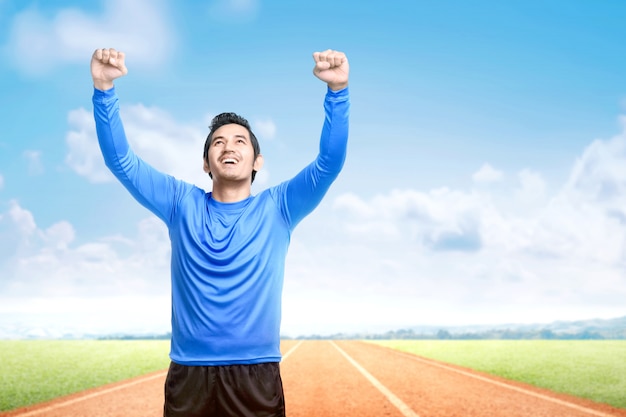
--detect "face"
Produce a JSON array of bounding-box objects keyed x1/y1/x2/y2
[{"x1": 204, "y1": 123, "x2": 263, "y2": 184}]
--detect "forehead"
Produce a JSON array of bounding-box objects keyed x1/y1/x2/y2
[{"x1": 212, "y1": 123, "x2": 249, "y2": 139}]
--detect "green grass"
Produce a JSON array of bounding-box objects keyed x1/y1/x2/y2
[
  {"x1": 0, "y1": 340, "x2": 171, "y2": 412},
  {"x1": 370, "y1": 340, "x2": 626, "y2": 410}
]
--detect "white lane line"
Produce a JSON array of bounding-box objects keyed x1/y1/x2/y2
[
  {"x1": 391, "y1": 348, "x2": 618, "y2": 417},
  {"x1": 14, "y1": 341, "x2": 303, "y2": 417},
  {"x1": 12, "y1": 370, "x2": 168, "y2": 417},
  {"x1": 330, "y1": 341, "x2": 420, "y2": 417},
  {"x1": 282, "y1": 340, "x2": 303, "y2": 361}
]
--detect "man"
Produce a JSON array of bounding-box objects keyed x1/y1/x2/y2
[{"x1": 91, "y1": 47, "x2": 349, "y2": 417}]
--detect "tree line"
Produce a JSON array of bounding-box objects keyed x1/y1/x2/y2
[{"x1": 292, "y1": 327, "x2": 626, "y2": 340}]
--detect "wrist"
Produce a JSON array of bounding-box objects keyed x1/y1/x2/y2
[
  {"x1": 93, "y1": 79, "x2": 114, "y2": 91},
  {"x1": 328, "y1": 82, "x2": 348, "y2": 92}
]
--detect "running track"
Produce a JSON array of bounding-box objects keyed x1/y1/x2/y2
[{"x1": 3, "y1": 340, "x2": 625, "y2": 417}]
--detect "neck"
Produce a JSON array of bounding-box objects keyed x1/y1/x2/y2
[{"x1": 211, "y1": 182, "x2": 252, "y2": 203}]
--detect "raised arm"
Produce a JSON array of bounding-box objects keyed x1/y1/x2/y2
[
  {"x1": 275, "y1": 50, "x2": 350, "y2": 228},
  {"x1": 91, "y1": 48, "x2": 184, "y2": 224}
]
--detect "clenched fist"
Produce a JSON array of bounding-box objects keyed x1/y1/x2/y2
[
  {"x1": 91, "y1": 48, "x2": 128, "y2": 91},
  {"x1": 313, "y1": 49, "x2": 349, "y2": 91}
]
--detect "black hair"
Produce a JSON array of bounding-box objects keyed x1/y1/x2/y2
[{"x1": 203, "y1": 112, "x2": 261, "y2": 183}]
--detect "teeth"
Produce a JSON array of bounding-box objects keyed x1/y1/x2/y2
[{"x1": 223, "y1": 158, "x2": 237, "y2": 164}]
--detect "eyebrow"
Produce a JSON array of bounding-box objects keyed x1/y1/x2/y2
[{"x1": 212, "y1": 134, "x2": 248, "y2": 143}]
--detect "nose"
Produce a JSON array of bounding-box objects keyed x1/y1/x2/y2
[{"x1": 223, "y1": 138, "x2": 234, "y2": 152}]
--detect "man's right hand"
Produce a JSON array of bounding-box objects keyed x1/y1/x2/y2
[{"x1": 91, "y1": 48, "x2": 128, "y2": 91}]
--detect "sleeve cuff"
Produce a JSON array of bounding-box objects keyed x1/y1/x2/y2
[
  {"x1": 93, "y1": 86, "x2": 117, "y2": 103},
  {"x1": 326, "y1": 86, "x2": 349, "y2": 101}
]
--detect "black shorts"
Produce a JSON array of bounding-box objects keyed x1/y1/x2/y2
[{"x1": 163, "y1": 361, "x2": 286, "y2": 417}]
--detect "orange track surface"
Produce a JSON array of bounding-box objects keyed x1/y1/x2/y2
[{"x1": 3, "y1": 340, "x2": 625, "y2": 417}]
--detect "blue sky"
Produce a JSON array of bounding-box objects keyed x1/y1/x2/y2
[{"x1": 1, "y1": 0, "x2": 626, "y2": 338}]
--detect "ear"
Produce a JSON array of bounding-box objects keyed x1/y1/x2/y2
[
  {"x1": 203, "y1": 158, "x2": 210, "y2": 174},
  {"x1": 253, "y1": 154, "x2": 264, "y2": 172}
]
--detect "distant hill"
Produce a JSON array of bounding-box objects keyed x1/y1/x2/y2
[{"x1": 293, "y1": 316, "x2": 626, "y2": 340}]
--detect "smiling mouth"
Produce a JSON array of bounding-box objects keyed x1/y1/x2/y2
[{"x1": 222, "y1": 158, "x2": 238, "y2": 165}]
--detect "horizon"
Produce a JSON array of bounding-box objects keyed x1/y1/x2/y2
[{"x1": 3, "y1": 313, "x2": 625, "y2": 340}]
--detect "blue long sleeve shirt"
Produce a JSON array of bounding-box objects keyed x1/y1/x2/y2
[{"x1": 93, "y1": 86, "x2": 349, "y2": 365}]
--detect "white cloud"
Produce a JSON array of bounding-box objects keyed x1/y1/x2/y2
[
  {"x1": 66, "y1": 106, "x2": 206, "y2": 188},
  {"x1": 65, "y1": 108, "x2": 111, "y2": 183},
  {"x1": 333, "y1": 187, "x2": 485, "y2": 251},
  {"x1": 472, "y1": 163, "x2": 503, "y2": 183},
  {"x1": 3, "y1": 0, "x2": 175, "y2": 76},
  {"x1": 290, "y1": 125, "x2": 626, "y2": 330},
  {"x1": 23, "y1": 150, "x2": 44, "y2": 175},
  {"x1": 0, "y1": 200, "x2": 170, "y2": 298},
  {"x1": 122, "y1": 104, "x2": 212, "y2": 188},
  {"x1": 6, "y1": 199, "x2": 37, "y2": 236},
  {"x1": 514, "y1": 168, "x2": 546, "y2": 205},
  {"x1": 0, "y1": 174, "x2": 4, "y2": 189},
  {"x1": 563, "y1": 120, "x2": 626, "y2": 204},
  {"x1": 253, "y1": 118, "x2": 277, "y2": 141},
  {"x1": 1, "y1": 199, "x2": 71, "y2": 259}
]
